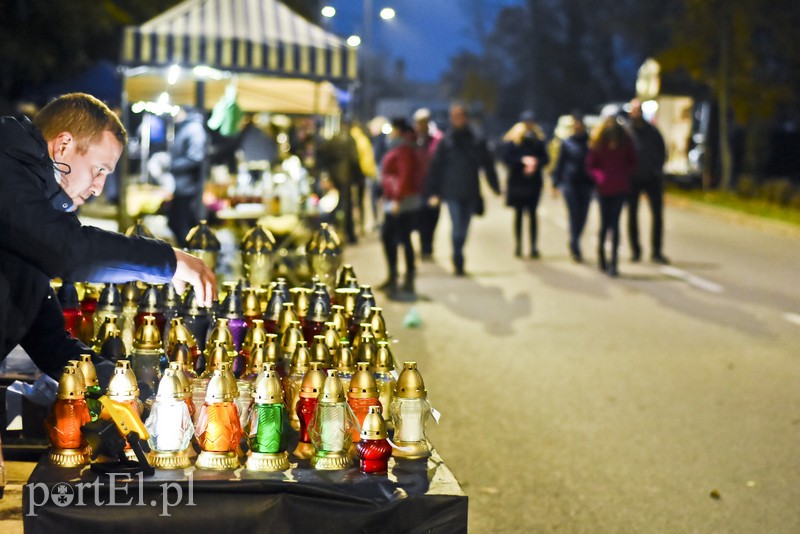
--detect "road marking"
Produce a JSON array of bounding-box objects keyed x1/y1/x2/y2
[
  {"x1": 660, "y1": 266, "x2": 724, "y2": 294},
  {"x1": 784, "y1": 313, "x2": 800, "y2": 326}
]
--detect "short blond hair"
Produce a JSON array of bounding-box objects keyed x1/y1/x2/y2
[{"x1": 34, "y1": 93, "x2": 126, "y2": 153}]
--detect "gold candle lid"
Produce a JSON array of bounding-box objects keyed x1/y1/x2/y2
[
  {"x1": 254, "y1": 368, "x2": 283, "y2": 404},
  {"x1": 243, "y1": 318, "x2": 268, "y2": 350},
  {"x1": 124, "y1": 218, "x2": 155, "y2": 238},
  {"x1": 241, "y1": 224, "x2": 276, "y2": 254},
  {"x1": 281, "y1": 321, "x2": 303, "y2": 356},
  {"x1": 264, "y1": 333, "x2": 281, "y2": 366},
  {"x1": 348, "y1": 362, "x2": 378, "y2": 399},
  {"x1": 242, "y1": 288, "x2": 261, "y2": 318},
  {"x1": 395, "y1": 361, "x2": 426, "y2": 399},
  {"x1": 278, "y1": 302, "x2": 299, "y2": 334},
  {"x1": 219, "y1": 361, "x2": 239, "y2": 399},
  {"x1": 207, "y1": 318, "x2": 234, "y2": 353},
  {"x1": 336, "y1": 264, "x2": 357, "y2": 289},
  {"x1": 185, "y1": 220, "x2": 221, "y2": 251},
  {"x1": 360, "y1": 405, "x2": 387, "y2": 440},
  {"x1": 356, "y1": 338, "x2": 376, "y2": 366},
  {"x1": 249, "y1": 341, "x2": 266, "y2": 375},
  {"x1": 319, "y1": 370, "x2": 345, "y2": 403},
  {"x1": 333, "y1": 288, "x2": 359, "y2": 318},
  {"x1": 299, "y1": 362, "x2": 327, "y2": 398},
  {"x1": 206, "y1": 342, "x2": 228, "y2": 374},
  {"x1": 289, "y1": 340, "x2": 311, "y2": 376},
  {"x1": 77, "y1": 354, "x2": 99, "y2": 388},
  {"x1": 205, "y1": 370, "x2": 231, "y2": 403},
  {"x1": 373, "y1": 341, "x2": 396, "y2": 373},
  {"x1": 156, "y1": 368, "x2": 184, "y2": 401},
  {"x1": 133, "y1": 315, "x2": 163, "y2": 350},
  {"x1": 289, "y1": 287, "x2": 312, "y2": 318},
  {"x1": 94, "y1": 314, "x2": 120, "y2": 348},
  {"x1": 307, "y1": 222, "x2": 342, "y2": 254},
  {"x1": 167, "y1": 362, "x2": 191, "y2": 396},
  {"x1": 57, "y1": 364, "x2": 86, "y2": 400},
  {"x1": 107, "y1": 360, "x2": 140, "y2": 398},
  {"x1": 333, "y1": 340, "x2": 355, "y2": 373},
  {"x1": 310, "y1": 336, "x2": 332, "y2": 367},
  {"x1": 368, "y1": 307, "x2": 387, "y2": 340},
  {"x1": 167, "y1": 317, "x2": 198, "y2": 354}
]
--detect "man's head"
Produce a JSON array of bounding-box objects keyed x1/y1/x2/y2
[
  {"x1": 413, "y1": 107, "x2": 431, "y2": 134},
  {"x1": 35, "y1": 93, "x2": 126, "y2": 209},
  {"x1": 449, "y1": 103, "x2": 468, "y2": 130}
]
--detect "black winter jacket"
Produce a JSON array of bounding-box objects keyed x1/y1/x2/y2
[
  {"x1": 501, "y1": 135, "x2": 549, "y2": 208},
  {"x1": 0, "y1": 117, "x2": 176, "y2": 377},
  {"x1": 552, "y1": 132, "x2": 593, "y2": 189},
  {"x1": 629, "y1": 119, "x2": 666, "y2": 183},
  {"x1": 426, "y1": 127, "x2": 499, "y2": 201},
  {"x1": 170, "y1": 109, "x2": 209, "y2": 197}
]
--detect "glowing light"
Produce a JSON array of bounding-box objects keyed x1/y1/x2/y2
[
  {"x1": 379, "y1": 8, "x2": 396, "y2": 20},
  {"x1": 347, "y1": 35, "x2": 362, "y2": 48},
  {"x1": 167, "y1": 64, "x2": 181, "y2": 85},
  {"x1": 321, "y1": 6, "x2": 336, "y2": 18}
]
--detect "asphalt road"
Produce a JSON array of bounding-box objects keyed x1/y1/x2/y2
[{"x1": 345, "y1": 187, "x2": 800, "y2": 533}]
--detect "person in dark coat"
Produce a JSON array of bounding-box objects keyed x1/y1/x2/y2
[
  {"x1": 586, "y1": 113, "x2": 638, "y2": 277},
  {"x1": 626, "y1": 98, "x2": 669, "y2": 264},
  {"x1": 552, "y1": 112, "x2": 594, "y2": 262},
  {"x1": 378, "y1": 118, "x2": 423, "y2": 297},
  {"x1": 168, "y1": 106, "x2": 209, "y2": 247},
  {"x1": 318, "y1": 125, "x2": 363, "y2": 244},
  {"x1": 426, "y1": 103, "x2": 500, "y2": 276},
  {"x1": 501, "y1": 111, "x2": 550, "y2": 258},
  {"x1": 412, "y1": 108, "x2": 443, "y2": 260},
  {"x1": 0, "y1": 93, "x2": 216, "y2": 380}
]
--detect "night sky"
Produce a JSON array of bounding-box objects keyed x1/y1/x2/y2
[{"x1": 322, "y1": 0, "x2": 520, "y2": 82}]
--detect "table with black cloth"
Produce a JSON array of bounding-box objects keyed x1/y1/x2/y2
[{"x1": 22, "y1": 444, "x2": 467, "y2": 533}]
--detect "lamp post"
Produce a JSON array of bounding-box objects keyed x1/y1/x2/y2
[{"x1": 323, "y1": 2, "x2": 395, "y2": 121}]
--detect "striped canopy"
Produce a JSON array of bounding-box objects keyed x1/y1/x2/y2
[{"x1": 121, "y1": 0, "x2": 357, "y2": 81}]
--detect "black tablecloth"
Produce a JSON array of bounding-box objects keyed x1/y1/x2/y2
[{"x1": 23, "y1": 446, "x2": 467, "y2": 534}]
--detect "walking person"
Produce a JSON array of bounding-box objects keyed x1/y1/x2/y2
[
  {"x1": 586, "y1": 112, "x2": 637, "y2": 277},
  {"x1": 168, "y1": 106, "x2": 209, "y2": 247},
  {"x1": 412, "y1": 108, "x2": 443, "y2": 260},
  {"x1": 426, "y1": 103, "x2": 500, "y2": 276},
  {"x1": 552, "y1": 112, "x2": 594, "y2": 262},
  {"x1": 378, "y1": 118, "x2": 423, "y2": 298},
  {"x1": 501, "y1": 111, "x2": 549, "y2": 258},
  {"x1": 626, "y1": 98, "x2": 669, "y2": 264}
]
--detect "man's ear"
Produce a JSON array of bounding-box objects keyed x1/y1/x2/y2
[{"x1": 53, "y1": 132, "x2": 73, "y2": 156}]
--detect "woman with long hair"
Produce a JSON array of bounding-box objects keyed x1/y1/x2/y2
[
  {"x1": 552, "y1": 112, "x2": 593, "y2": 262},
  {"x1": 586, "y1": 113, "x2": 637, "y2": 276},
  {"x1": 501, "y1": 111, "x2": 549, "y2": 258}
]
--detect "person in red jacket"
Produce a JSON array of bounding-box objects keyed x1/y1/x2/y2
[
  {"x1": 586, "y1": 112, "x2": 637, "y2": 277},
  {"x1": 378, "y1": 118, "x2": 423, "y2": 298}
]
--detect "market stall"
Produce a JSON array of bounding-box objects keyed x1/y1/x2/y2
[{"x1": 117, "y1": 0, "x2": 357, "y2": 233}]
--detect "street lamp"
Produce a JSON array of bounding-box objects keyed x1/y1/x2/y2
[{"x1": 323, "y1": 2, "x2": 395, "y2": 120}]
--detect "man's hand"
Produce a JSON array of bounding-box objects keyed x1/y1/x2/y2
[
  {"x1": 172, "y1": 248, "x2": 217, "y2": 308},
  {"x1": 428, "y1": 195, "x2": 441, "y2": 207}
]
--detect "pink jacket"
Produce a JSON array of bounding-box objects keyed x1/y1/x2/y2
[{"x1": 586, "y1": 140, "x2": 637, "y2": 196}]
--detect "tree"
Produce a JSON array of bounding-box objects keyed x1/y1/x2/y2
[
  {"x1": 0, "y1": 0, "x2": 183, "y2": 112},
  {"x1": 659, "y1": 0, "x2": 800, "y2": 189},
  {"x1": 447, "y1": 0, "x2": 679, "y2": 133}
]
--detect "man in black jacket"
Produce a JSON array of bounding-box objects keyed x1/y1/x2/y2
[
  {"x1": 627, "y1": 99, "x2": 669, "y2": 264},
  {"x1": 426, "y1": 103, "x2": 500, "y2": 275},
  {"x1": 168, "y1": 106, "x2": 209, "y2": 247},
  {"x1": 0, "y1": 93, "x2": 216, "y2": 380}
]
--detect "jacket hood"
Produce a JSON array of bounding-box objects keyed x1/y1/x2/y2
[
  {"x1": 0, "y1": 116, "x2": 74, "y2": 211},
  {"x1": 0, "y1": 116, "x2": 50, "y2": 166}
]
